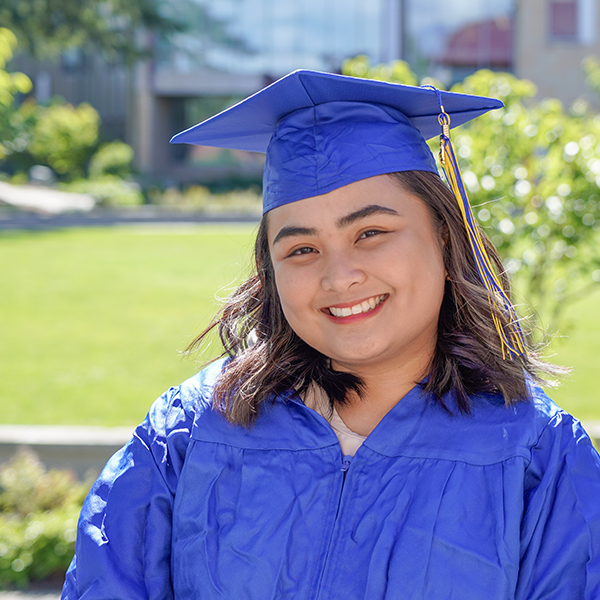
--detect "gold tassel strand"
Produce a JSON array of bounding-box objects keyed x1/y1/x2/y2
[{"x1": 436, "y1": 105, "x2": 527, "y2": 359}]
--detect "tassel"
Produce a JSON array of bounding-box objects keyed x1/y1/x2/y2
[{"x1": 436, "y1": 104, "x2": 527, "y2": 359}]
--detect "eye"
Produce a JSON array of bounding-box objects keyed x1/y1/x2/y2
[
  {"x1": 288, "y1": 246, "x2": 317, "y2": 257},
  {"x1": 358, "y1": 229, "x2": 385, "y2": 240}
]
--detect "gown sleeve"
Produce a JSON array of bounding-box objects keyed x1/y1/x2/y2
[
  {"x1": 516, "y1": 411, "x2": 600, "y2": 599},
  {"x1": 61, "y1": 384, "x2": 194, "y2": 600}
]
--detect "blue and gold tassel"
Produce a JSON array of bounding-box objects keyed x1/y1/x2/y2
[{"x1": 427, "y1": 89, "x2": 527, "y2": 359}]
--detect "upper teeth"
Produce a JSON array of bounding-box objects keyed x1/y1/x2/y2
[{"x1": 329, "y1": 295, "x2": 386, "y2": 317}]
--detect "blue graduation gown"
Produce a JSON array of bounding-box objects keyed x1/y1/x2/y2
[{"x1": 62, "y1": 359, "x2": 600, "y2": 599}]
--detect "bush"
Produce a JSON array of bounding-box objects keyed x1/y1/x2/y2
[
  {"x1": 29, "y1": 103, "x2": 100, "y2": 180},
  {"x1": 0, "y1": 449, "x2": 90, "y2": 588},
  {"x1": 0, "y1": 28, "x2": 37, "y2": 174},
  {"x1": 62, "y1": 175, "x2": 143, "y2": 207},
  {"x1": 88, "y1": 141, "x2": 134, "y2": 179},
  {"x1": 151, "y1": 185, "x2": 261, "y2": 213}
]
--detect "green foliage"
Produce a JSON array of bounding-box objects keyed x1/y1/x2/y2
[
  {"x1": 583, "y1": 56, "x2": 600, "y2": 98},
  {"x1": 0, "y1": 449, "x2": 90, "y2": 587},
  {"x1": 0, "y1": 29, "x2": 140, "y2": 183},
  {"x1": 88, "y1": 141, "x2": 134, "y2": 179},
  {"x1": 60, "y1": 141, "x2": 141, "y2": 206},
  {"x1": 0, "y1": 28, "x2": 36, "y2": 167},
  {"x1": 0, "y1": 0, "x2": 182, "y2": 62},
  {"x1": 29, "y1": 103, "x2": 99, "y2": 180},
  {"x1": 155, "y1": 185, "x2": 261, "y2": 213},
  {"x1": 0, "y1": 28, "x2": 31, "y2": 106},
  {"x1": 452, "y1": 70, "x2": 600, "y2": 331},
  {"x1": 342, "y1": 55, "x2": 418, "y2": 86},
  {"x1": 62, "y1": 175, "x2": 143, "y2": 207}
]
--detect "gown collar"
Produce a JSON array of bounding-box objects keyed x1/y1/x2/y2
[{"x1": 183, "y1": 358, "x2": 551, "y2": 465}]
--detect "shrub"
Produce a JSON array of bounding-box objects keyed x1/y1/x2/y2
[
  {"x1": 29, "y1": 103, "x2": 99, "y2": 180},
  {"x1": 0, "y1": 449, "x2": 90, "y2": 588},
  {"x1": 0, "y1": 28, "x2": 38, "y2": 174},
  {"x1": 88, "y1": 141, "x2": 135, "y2": 179},
  {"x1": 61, "y1": 175, "x2": 143, "y2": 207}
]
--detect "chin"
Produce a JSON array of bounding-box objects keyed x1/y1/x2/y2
[{"x1": 327, "y1": 348, "x2": 391, "y2": 370}]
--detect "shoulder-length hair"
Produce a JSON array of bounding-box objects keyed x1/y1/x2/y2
[{"x1": 189, "y1": 170, "x2": 561, "y2": 426}]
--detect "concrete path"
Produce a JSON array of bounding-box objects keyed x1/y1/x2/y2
[
  {"x1": 0, "y1": 424, "x2": 134, "y2": 478},
  {"x1": 0, "y1": 182, "x2": 94, "y2": 215},
  {"x1": 0, "y1": 206, "x2": 260, "y2": 231},
  {"x1": 0, "y1": 591, "x2": 61, "y2": 600},
  {"x1": 586, "y1": 421, "x2": 600, "y2": 443}
]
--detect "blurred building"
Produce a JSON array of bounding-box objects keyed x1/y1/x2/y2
[
  {"x1": 514, "y1": 0, "x2": 599, "y2": 107},
  {"x1": 135, "y1": 0, "x2": 405, "y2": 183},
  {"x1": 10, "y1": 0, "x2": 600, "y2": 184},
  {"x1": 129, "y1": 0, "x2": 514, "y2": 181},
  {"x1": 441, "y1": 16, "x2": 513, "y2": 82}
]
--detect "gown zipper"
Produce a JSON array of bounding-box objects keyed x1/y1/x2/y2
[
  {"x1": 314, "y1": 454, "x2": 353, "y2": 598},
  {"x1": 341, "y1": 455, "x2": 352, "y2": 473}
]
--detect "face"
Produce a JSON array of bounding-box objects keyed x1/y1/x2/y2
[{"x1": 267, "y1": 174, "x2": 447, "y2": 377}]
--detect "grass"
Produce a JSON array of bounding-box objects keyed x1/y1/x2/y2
[
  {"x1": 0, "y1": 225, "x2": 256, "y2": 426},
  {"x1": 546, "y1": 290, "x2": 600, "y2": 422},
  {"x1": 0, "y1": 225, "x2": 599, "y2": 426}
]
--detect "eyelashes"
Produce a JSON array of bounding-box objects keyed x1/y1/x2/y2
[
  {"x1": 358, "y1": 229, "x2": 385, "y2": 239},
  {"x1": 287, "y1": 246, "x2": 317, "y2": 257},
  {"x1": 285, "y1": 230, "x2": 388, "y2": 257}
]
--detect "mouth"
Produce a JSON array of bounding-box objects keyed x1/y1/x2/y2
[{"x1": 327, "y1": 294, "x2": 387, "y2": 318}]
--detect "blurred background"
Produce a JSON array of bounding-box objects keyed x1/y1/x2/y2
[{"x1": 0, "y1": 0, "x2": 599, "y2": 590}]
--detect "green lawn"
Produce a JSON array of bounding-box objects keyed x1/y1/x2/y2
[
  {"x1": 0, "y1": 225, "x2": 598, "y2": 426},
  {"x1": 546, "y1": 291, "x2": 600, "y2": 422},
  {"x1": 0, "y1": 225, "x2": 256, "y2": 426}
]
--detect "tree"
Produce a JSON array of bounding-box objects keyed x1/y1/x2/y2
[
  {"x1": 0, "y1": 28, "x2": 36, "y2": 167},
  {"x1": 29, "y1": 103, "x2": 100, "y2": 179},
  {"x1": 342, "y1": 56, "x2": 600, "y2": 335},
  {"x1": 342, "y1": 55, "x2": 418, "y2": 86},
  {"x1": 0, "y1": 0, "x2": 182, "y2": 62},
  {"x1": 452, "y1": 70, "x2": 600, "y2": 334}
]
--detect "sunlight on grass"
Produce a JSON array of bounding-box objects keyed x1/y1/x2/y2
[
  {"x1": 0, "y1": 225, "x2": 256, "y2": 426},
  {"x1": 546, "y1": 290, "x2": 600, "y2": 422}
]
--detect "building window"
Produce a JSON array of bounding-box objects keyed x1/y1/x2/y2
[{"x1": 549, "y1": 0, "x2": 578, "y2": 41}]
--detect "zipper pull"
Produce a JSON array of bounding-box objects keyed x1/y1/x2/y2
[{"x1": 341, "y1": 455, "x2": 352, "y2": 472}]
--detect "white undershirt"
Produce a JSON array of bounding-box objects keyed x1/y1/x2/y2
[{"x1": 302, "y1": 384, "x2": 367, "y2": 456}]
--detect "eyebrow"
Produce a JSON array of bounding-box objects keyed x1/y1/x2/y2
[
  {"x1": 272, "y1": 225, "x2": 318, "y2": 245},
  {"x1": 336, "y1": 204, "x2": 400, "y2": 227},
  {"x1": 272, "y1": 204, "x2": 400, "y2": 245}
]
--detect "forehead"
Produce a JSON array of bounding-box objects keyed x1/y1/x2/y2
[{"x1": 266, "y1": 174, "x2": 434, "y2": 238}]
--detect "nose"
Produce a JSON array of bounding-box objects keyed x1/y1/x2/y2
[{"x1": 320, "y1": 251, "x2": 367, "y2": 292}]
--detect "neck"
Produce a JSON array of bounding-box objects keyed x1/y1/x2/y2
[{"x1": 331, "y1": 347, "x2": 433, "y2": 437}]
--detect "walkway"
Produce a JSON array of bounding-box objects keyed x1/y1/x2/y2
[
  {"x1": 0, "y1": 206, "x2": 260, "y2": 231},
  {"x1": 0, "y1": 591, "x2": 61, "y2": 600}
]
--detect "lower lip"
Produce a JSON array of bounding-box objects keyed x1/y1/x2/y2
[{"x1": 323, "y1": 296, "x2": 387, "y2": 324}]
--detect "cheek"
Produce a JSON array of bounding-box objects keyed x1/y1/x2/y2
[
  {"x1": 273, "y1": 268, "x2": 313, "y2": 326},
  {"x1": 400, "y1": 242, "x2": 446, "y2": 307}
]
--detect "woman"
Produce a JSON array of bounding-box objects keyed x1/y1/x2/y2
[{"x1": 62, "y1": 71, "x2": 600, "y2": 599}]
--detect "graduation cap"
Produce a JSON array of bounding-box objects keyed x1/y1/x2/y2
[
  {"x1": 170, "y1": 69, "x2": 502, "y2": 212},
  {"x1": 171, "y1": 70, "x2": 525, "y2": 358}
]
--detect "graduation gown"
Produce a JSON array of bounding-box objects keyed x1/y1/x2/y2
[{"x1": 61, "y1": 358, "x2": 600, "y2": 599}]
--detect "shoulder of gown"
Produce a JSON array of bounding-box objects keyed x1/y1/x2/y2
[{"x1": 60, "y1": 358, "x2": 227, "y2": 600}]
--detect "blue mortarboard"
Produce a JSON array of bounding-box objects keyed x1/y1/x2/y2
[{"x1": 170, "y1": 69, "x2": 503, "y2": 213}]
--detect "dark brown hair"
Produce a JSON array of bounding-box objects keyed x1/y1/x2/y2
[{"x1": 189, "y1": 171, "x2": 561, "y2": 426}]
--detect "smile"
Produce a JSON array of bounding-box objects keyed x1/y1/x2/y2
[{"x1": 328, "y1": 294, "x2": 387, "y2": 318}]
